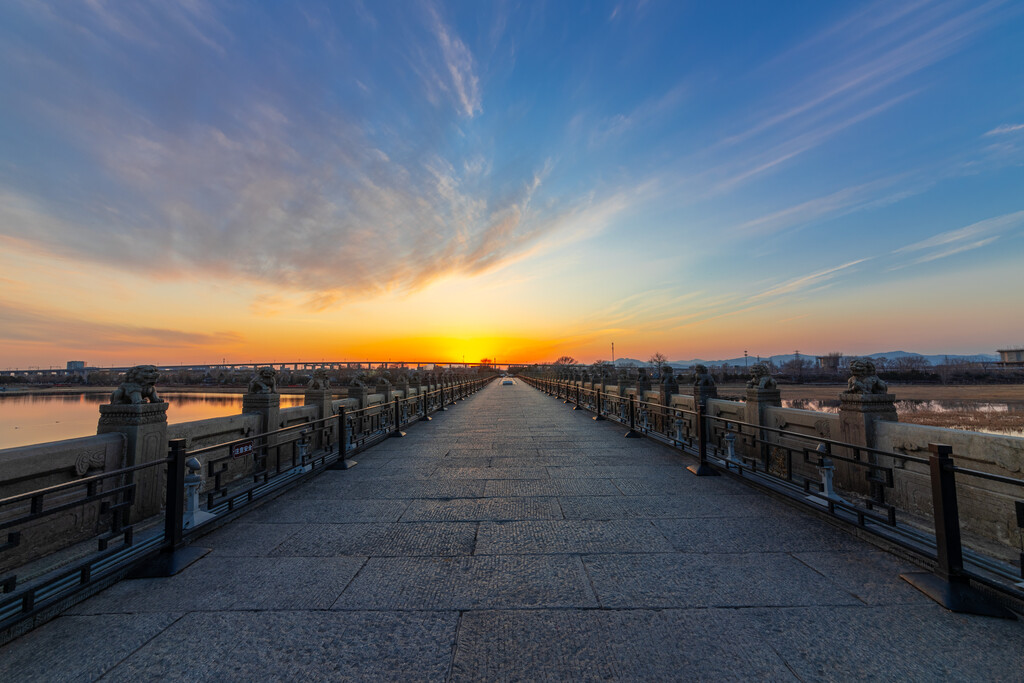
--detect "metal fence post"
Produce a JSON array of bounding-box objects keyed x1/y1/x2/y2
[
  {"x1": 420, "y1": 391, "x2": 432, "y2": 421},
  {"x1": 128, "y1": 438, "x2": 209, "y2": 578},
  {"x1": 687, "y1": 404, "x2": 719, "y2": 476},
  {"x1": 625, "y1": 394, "x2": 641, "y2": 438},
  {"x1": 392, "y1": 397, "x2": 407, "y2": 438},
  {"x1": 593, "y1": 390, "x2": 605, "y2": 421},
  {"x1": 331, "y1": 407, "x2": 357, "y2": 469},
  {"x1": 900, "y1": 443, "x2": 1013, "y2": 618},
  {"x1": 573, "y1": 384, "x2": 581, "y2": 410},
  {"x1": 165, "y1": 439, "x2": 187, "y2": 551}
]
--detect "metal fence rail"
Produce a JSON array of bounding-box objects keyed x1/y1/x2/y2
[
  {"x1": 519, "y1": 375, "x2": 1024, "y2": 618},
  {"x1": 0, "y1": 377, "x2": 493, "y2": 635}
]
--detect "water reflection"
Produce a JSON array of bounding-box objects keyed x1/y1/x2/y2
[
  {"x1": 781, "y1": 398, "x2": 1024, "y2": 437},
  {"x1": 0, "y1": 392, "x2": 306, "y2": 449}
]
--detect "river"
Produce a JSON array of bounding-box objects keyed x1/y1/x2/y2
[{"x1": 0, "y1": 392, "x2": 307, "y2": 449}]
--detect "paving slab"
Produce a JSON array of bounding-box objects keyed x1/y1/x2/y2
[
  {"x1": 584, "y1": 552, "x2": 865, "y2": 609},
  {"x1": 483, "y1": 478, "x2": 623, "y2": 497},
  {"x1": 655, "y1": 515, "x2": 866, "y2": 553},
  {"x1": 401, "y1": 496, "x2": 563, "y2": 522},
  {"x1": 474, "y1": 519, "x2": 673, "y2": 554},
  {"x1": 288, "y1": 477, "x2": 486, "y2": 500},
  {"x1": 0, "y1": 613, "x2": 182, "y2": 683},
  {"x1": 269, "y1": 521, "x2": 478, "y2": 557},
  {"x1": 248, "y1": 497, "x2": 409, "y2": 523},
  {"x1": 743, "y1": 604, "x2": 1024, "y2": 681},
  {"x1": 332, "y1": 555, "x2": 598, "y2": 610},
  {"x1": 68, "y1": 556, "x2": 366, "y2": 613},
  {"x1": 558, "y1": 492, "x2": 771, "y2": 520},
  {"x1": 104, "y1": 611, "x2": 459, "y2": 682},
  {"x1": 450, "y1": 609, "x2": 794, "y2": 681}
]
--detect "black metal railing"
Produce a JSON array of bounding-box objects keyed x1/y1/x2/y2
[
  {"x1": 0, "y1": 377, "x2": 494, "y2": 634},
  {"x1": 519, "y1": 375, "x2": 1024, "y2": 616}
]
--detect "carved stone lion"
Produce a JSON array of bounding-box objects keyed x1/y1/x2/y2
[
  {"x1": 746, "y1": 363, "x2": 777, "y2": 390},
  {"x1": 845, "y1": 359, "x2": 888, "y2": 395},
  {"x1": 307, "y1": 369, "x2": 330, "y2": 390},
  {"x1": 248, "y1": 367, "x2": 278, "y2": 394},
  {"x1": 110, "y1": 364, "x2": 161, "y2": 404},
  {"x1": 692, "y1": 364, "x2": 715, "y2": 387},
  {"x1": 350, "y1": 372, "x2": 370, "y2": 388}
]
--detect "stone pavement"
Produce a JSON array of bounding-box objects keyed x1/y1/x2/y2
[{"x1": 2, "y1": 380, "x2": 1023, "y2": 681}]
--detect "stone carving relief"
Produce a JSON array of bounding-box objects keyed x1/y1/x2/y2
[
  {"x1": 248, "y1": 367, "x2": 278, "y2": 394},
  {"x1": 813, "y1": 419, "x2": 831, "y2": 438},
  {"x1": 109, "y1": 365, "x2": 161, "y2": 404},
  {"x1": 843, "y1": 359, "x2": 888, "y2": 395},
  {"x1": 74, "y1": 448, "x2": 108, "y2": 476},
  {"x1": 746, "y1": 363, "x2": 777, "y2": 390},
  {"x1": 768, "y1": 446, "x2": 790, "y2": 478}
]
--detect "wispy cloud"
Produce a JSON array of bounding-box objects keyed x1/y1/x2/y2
[
  {"x1": 0, "y1": 1, "x2": 612, "y2": 307},
  {"x1": 890, "y1": 210, "x2": 1024, "y2": 267},
  {"x1": 426, "y1": 3, "x2": 482, "y2": 117},
  {"x1": 0, "y1": 298, "x2": 242, "y2": 350},
  {"x1": 748, "y1": 259, "x2": 870, "y2": 302},
  {"x1": 985, "y1": 123, "x2": 1024, "y2": 136},
  {"x1": 681, "y1": 1, "x2": 1007, "y2": 198}
]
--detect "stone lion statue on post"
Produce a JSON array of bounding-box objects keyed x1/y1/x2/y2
[
  {"x1": 844, "y1": 359, "x2": 888, "y2": 395},
  {"x1": 692, "y1": 364, "x2": 715, "y2": 387},
  {"x1": 110, "y1": 364, "x2": 161, "y2": 404},
  {"x1": 248, "y1": 367, "x2": 278, "y2": 394},
  {"x1": 746, "y1": 363, "x2": 777, "y2": 390},
  {"x1": 307, "y1": 369, "x2": 331, "y2": 391}
]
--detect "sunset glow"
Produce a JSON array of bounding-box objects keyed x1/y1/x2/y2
[{"x1": 1, "y1": 1, "x2": 1022, "y2": 367}]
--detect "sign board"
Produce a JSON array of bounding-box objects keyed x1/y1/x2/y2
[{"x1": 231, "y1": 440, "x2": 254, "y2": 459}]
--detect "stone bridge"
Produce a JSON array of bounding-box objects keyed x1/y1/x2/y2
[{"x1": 1, "y1": 380, "x2": 1023, "y2": 680}]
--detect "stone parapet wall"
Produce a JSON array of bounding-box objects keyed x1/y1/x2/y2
[
  {"x1": 0, "y1": 433, "x2": 126, "y2": 574},
  {"x1": 167, "y1": 414, "x2": 260, "y2": 451},
  {"x1": 278, "y1": 405, "x2": 318, "y2": 429},
  {"x1": 875, "y1": 421, "x2": 1023, "y2": 559}
]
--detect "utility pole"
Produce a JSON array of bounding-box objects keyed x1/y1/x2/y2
[
  {"x1": 744, "y1": 350, "x2": 748, "y2": 368},
  {"x1": 611, "y1": 342, "x2": 615, "y2": 363}
]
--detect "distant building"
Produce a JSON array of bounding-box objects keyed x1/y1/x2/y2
[
  {"x1": 66, "y1": 361, "x2": 86, "y2": 371},
  {"x1": 816, "y1": 353, "x2": 843, "y2": 372},
  {"x1": 996, "y1": 348, "x2": 1024, "y2": 368}
]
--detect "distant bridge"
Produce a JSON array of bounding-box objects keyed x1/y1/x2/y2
[{"x1": 2, "y1": 360, "x2": 525, "y2": 378}]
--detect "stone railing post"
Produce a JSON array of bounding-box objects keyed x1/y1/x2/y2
[
  {"x1": 658, "y1": 369, "x2": 679, "y2": 435},
  {"x1": 691, "y1": 365, "x2": 717, "y2": 407},
  {"x1": 304, "y1": 385, "x2": 332, "y2": 451},
  {"x1": 98, "y1": 400, "x2": 168, "y2": 522},
  {"x1": 837, "y1": 360, "x2": 898, "y2": 497},
  {"x1": 348, "y1": 383, "x2": 369, "y2": 410},
  {"x1": 243, "y1": 367, "x2": 282, "y2": 473},
  {"x1": 744, "y1": 386, "x2": 781, "y2": 467}
]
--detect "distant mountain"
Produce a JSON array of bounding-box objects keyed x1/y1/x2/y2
[{"x1": 608, "y1": 351, "x2": 999, "y2": 368}]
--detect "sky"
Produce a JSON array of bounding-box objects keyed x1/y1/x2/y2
[{"x1": 1, "y1": 0, "x2": 1022, "y2": 368}]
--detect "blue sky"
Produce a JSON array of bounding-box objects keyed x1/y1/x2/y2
[{"x1": 0, "y1": 0, "x2": 1022, "y2": 366}]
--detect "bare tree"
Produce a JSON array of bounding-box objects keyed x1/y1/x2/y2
[
  {"x1": 893, "y1": 355, "x2": 931, "y2": 372},
  {"x1": 648, "y1": 352, "x2": 668, "y2": 378},
  {"x1": 553, "y1": 355, "x2": 577, "y2": 366}
]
